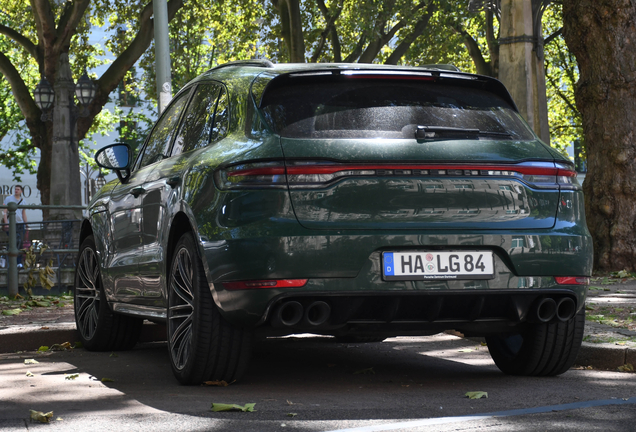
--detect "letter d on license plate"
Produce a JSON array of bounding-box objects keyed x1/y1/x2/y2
[{"x1": 383, "y1": 251, "x2": 494, "y2": 281}]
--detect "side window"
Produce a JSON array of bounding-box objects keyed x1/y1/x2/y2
[
  {"x1": 138, "y1": 90, "x2": 191, "y2": 169},
  {"x1": 171, "y1": 83, "x2": 230, "y2": 157}
]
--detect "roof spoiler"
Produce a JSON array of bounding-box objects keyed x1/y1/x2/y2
[
  {"x1": 418, "y1": 64, "x2": 461, "y2": 72},
  {"x1": 209, "y1": 59, "x2": 275, "y2": 72}
]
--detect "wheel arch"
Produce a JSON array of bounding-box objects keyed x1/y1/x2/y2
[
  {"x1": 78, "y1": 219, "x2": 94, "y2": 246},
  {"x1": 166, "y1": 211, "x2": 195, "y2": 279}
]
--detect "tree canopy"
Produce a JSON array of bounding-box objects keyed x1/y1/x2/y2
[{"x1": 0, "y1": 0, "x2": 582, "y2": 203}]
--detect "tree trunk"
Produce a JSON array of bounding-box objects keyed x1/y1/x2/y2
[
  {"x1": 563, "y1": 0, "x2": 636, "y2": 271},
  {"x1": 274, "y1": 0, "x2": 305, "y2": 62}
]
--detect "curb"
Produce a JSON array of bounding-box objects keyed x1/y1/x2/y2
[
  {"x1": 576, "y1": 342, "x2": 636, "y2": 370},
  {"x1": 0, "y1": 323, "x2": 167, "y2": 353}
]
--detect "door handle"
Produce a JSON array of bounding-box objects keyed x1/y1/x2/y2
[
  {"x1": 130, "y1": 186, "x2": 146, "y2": 197},
  {"x1": 166, "y1": 176, "x2": 181, "y2": 188}
]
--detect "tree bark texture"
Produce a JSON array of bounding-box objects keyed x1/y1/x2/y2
[
  {"x1": 274, "y1": 0, "x2": 306, "y2": 62},
  {"x1": 563, "y1": 0, "x2": 636, "y2": 270}
]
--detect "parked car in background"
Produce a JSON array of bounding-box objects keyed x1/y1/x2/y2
[{"x1": 74, "y1": 60, "x2": 592, "y2": 384}]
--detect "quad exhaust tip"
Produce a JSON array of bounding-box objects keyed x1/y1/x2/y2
[
  {"x1": 271, "y1": 300, "x2": 331, "y2": 327},
  {"x1": 532, "y1": 297, "x2": 576, "y2": 323},
  {"x1": 304, "y1": 301, "x2": 331, "y2": 326},
  {"x1": 556, "y1": 297, "x2": 576, "y2": 322},
  {"x1": 535, "y1": 298, "x2": 557, "y2": 323},
  {"x1": 274, "y1": 301, "x2": 304, "y2": 327}
]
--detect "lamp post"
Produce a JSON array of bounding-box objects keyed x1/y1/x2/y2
[{"x1": 33, "y1": 54, "x2": 96, "y2": 218}]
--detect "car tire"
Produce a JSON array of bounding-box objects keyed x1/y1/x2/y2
[
  {"x1": 167, "y1": 232, "x2": 252, "y2": 385},
  {"x1": 486, "y1": 307, "x2": 585, "y2": 376},
  {"x1": 74, "y1": 235, "x2": 143, "y2": 351},
  {"x1": 335, "y1": 335, "x2": 387, "y2": 343}
]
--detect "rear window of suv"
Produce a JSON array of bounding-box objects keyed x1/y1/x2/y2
[{"x1": 259, "y1": 76, "x2": 536, "y2": 140}]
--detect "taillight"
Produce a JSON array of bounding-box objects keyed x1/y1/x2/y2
[
  {"x1": 215, "y1": 160, "x2": 580, "y2": 190},
  {"x1": 286, "y1": 161, "x2": 580, "y2": 190},
  {"x1": 222, "y1": 279, "x2": 308, "y2": 290},
  {"x1": 555, "y1": 277, "x2": 590, "y2": 285},
  {"x1": 215, "y1": 161, "x2": 287, "y2": 190}
]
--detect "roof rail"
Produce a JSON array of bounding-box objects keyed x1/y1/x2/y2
[
  {"x1": 419, "y1": 64, "x2": 460, "y2": 72},
  {"x1": 209, "y1": 59, "x2": 275, "y2": 72}
]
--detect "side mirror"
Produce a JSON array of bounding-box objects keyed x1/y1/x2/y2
[{"x1": 95, "y1": 143, "x2": 131, "y2": 183}]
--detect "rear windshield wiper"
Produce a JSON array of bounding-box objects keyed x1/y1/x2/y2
[{"x1": 415, "y1": 126, "x2": 512, "y2": 140}]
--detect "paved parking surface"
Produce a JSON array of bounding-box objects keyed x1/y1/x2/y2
[{"x1": 1, "y1": 334, "x2": 635, "y2": 431}]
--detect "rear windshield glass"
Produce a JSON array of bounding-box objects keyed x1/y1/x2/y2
[{"x1": 259, "y1": 77, "x2": 535, "y2": 140}]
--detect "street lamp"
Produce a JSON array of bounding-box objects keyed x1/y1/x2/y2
[
  {"x1": 75, "y1": 73, "x2": 97, "y2": 106},
  {"x1": 33, "y1": 71, "x2": 96, "y2": 120},
  {"x1": 33, "y1": 79, "x2": 55, "y2": 119}
]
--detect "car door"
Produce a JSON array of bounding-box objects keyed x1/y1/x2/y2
[
  {"x1": 139, "y1": 82, "x2": 229, "y2": 302},
  {"x1": 108, "y1": 89, "x2": 192, "y2": 302}
]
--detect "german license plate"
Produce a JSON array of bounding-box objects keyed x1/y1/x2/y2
[{"x1": 382, "y1": 251, "x2": 494, "y2": 281}]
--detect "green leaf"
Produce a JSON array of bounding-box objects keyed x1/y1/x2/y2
[
  {"x1": 617, "y1": 270, "x2": 629, "y2": 278},
  {"x1": 38, "y1": 346, "x2": 49, "y2": 352},
  {"x1": 24, "y1": 359, "x2": 39, "y2": 365},
  {"x1": 101, "y1": 377, "x2": 114, "y2": 382},
  {"x1": 64, "y1": 373, "x2": 79, "y2": 380},
  {"x1": 465, "y1": 391, "x2": 488, "y2": 399},
  {"x1": 2, "y1": 308, "x2": 22, "y2": 316},
  {"x1": 211, "y1": 403, "x2": 256, "y2": 412},
  {"x1": 29, "y1": 410, "x2": 53, "y2": 423},
  {"x1": 287, "y1": 413, "x2": 297, "y2": 417}
]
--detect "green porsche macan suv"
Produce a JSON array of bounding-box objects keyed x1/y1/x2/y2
[{"x1": 75, "y1": 60, "x2": 592, "y2": 384}]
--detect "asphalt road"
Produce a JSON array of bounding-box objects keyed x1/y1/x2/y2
[{"x1": 1, "y1": 333, "x2": 635, "y2": 431}]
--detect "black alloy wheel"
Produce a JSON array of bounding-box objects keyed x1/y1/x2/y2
[
  {"x1": 167, "y1": 232, "x2": 252, "y2": 385},
  {"x1": 74, "y1": 235, "x2": 142, "y2": 351}
]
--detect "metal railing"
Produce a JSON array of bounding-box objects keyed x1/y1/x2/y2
[{"x1": 0, "y1": 204, "x2": 85, "y2": 296}]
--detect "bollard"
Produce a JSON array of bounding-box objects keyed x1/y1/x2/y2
[{"x1": 7, "y1": 201, "x2": 18, "y2": 296}]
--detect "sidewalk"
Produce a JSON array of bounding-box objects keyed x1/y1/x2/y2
[{"x1": 1, "y1": 280, "x2": 635, "y2": 371}]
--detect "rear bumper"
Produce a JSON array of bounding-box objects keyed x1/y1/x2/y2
[{"x1": 198, "y1": 193, "x2": 591, "y2": 330}]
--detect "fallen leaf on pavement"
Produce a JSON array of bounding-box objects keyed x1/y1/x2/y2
[
  {"x1": 617, "y1": 364, "x2": 634, "y2": 373},
  {"x1": 24, "y1": 359, "x2": 39, "y2": 365},
  {"x1": 287, "y1": 413, "x2": 297, "y2": 417},
  {"x1": 211, "y1": 403, "x2": 255, "y2": 412},
  {"x1": 101, "y1": 377, "x2": 114, "y2": 383},
  {"x1": 38, "y1": 346, "x2": 49, "y2": 352},
  {"x1": 40, "y1": 327, "x2": 49, "y2": 330},
  {"x1": 203, "y1": 380, "x2": 229, "y2": 387},
  {"x1": 29, "y1": 410, "x2": 53, "y2": 423},
  {"x1": 64, "y1": 374, "x2": 79, "y2": 380},
  {"x1": 26, "y1": 371, "x2": 33, "y2": 377},
  {"x1": 458, "y1": 349, "x2": 473, "y2": 353},
  {"x1": 2, "y1": 308, "x2": 22, "y2": 316},
  {"x1": 465, "y1": 391, "x2": 488, "y2": 399},
  {"x1": 50, "y1": 342, "x2": 72, "y2": 351}
]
